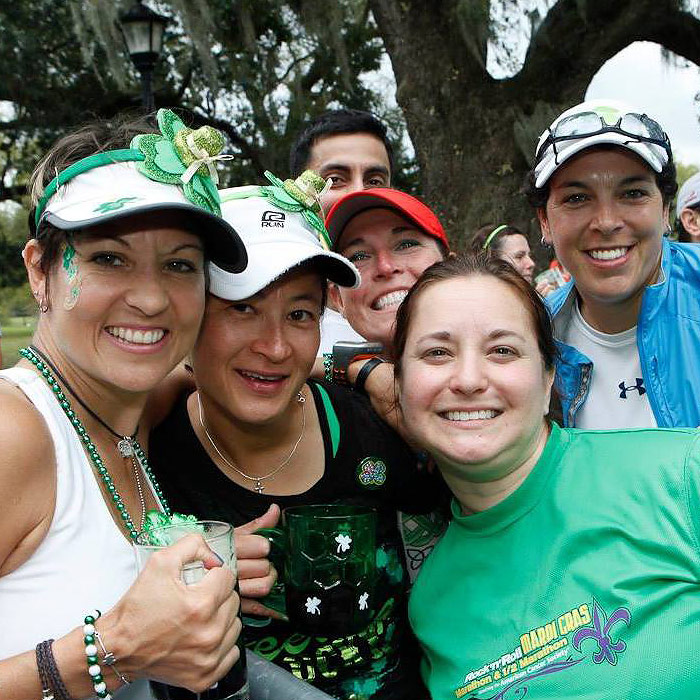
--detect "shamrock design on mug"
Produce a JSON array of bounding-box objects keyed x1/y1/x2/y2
[
  {"x1": 305, "y1": 596, "x2": 322, "y2": 615},
  {"x1": 335, "y1": 533, "x2": 353, "y2": 553}
]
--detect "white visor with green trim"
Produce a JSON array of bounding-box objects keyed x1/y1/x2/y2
[
  {"x1": 208, "y1": 186, "x2": 360, "y2": 301},
  {"x1": 38, "y1": 159, "x2": 247, "y2": 273}
]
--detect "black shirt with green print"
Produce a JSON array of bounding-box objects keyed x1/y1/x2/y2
[{"x1": 149, "y1": 379, "x2": 446, "y2": 700}]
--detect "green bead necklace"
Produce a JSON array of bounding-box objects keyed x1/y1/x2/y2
[{"x1": 19, "y1": 346, "x2": 171, "y2": 540}]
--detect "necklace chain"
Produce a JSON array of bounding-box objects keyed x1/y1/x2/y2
[
  {"x1": 197, "y1": 391, "x2": 306, "y2": 494},
  {"x1": 28, "y1": 345, "x2": 139, "y2": 457},
  {"x1": 19, "y1": 346, "x2": 170, "y2": 540}
]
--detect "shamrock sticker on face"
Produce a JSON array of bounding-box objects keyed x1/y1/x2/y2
[{"x1": 62, "y1": 243, "x2": 81, "y2": 310}]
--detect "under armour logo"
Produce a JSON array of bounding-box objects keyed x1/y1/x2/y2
[
  {"x1": 618, "y1": 378, "x2": 646, "y2": 399},
  {"x1": 261, "y1": 210, "x2": 285, "y2": 227}
]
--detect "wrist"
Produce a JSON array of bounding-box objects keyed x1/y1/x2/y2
[
  {"x1": 331, "y1": 341, "x2": 383, "y2": 386},
  {"x1": 351, "y1": 357, "x2": 387, "y2": 396},
  {"x1": 50, "y1": 626, "x2": 121, "y2": 700},
  {"x1": 94, "y1": 608, "x2": 138, "y2": 685}
]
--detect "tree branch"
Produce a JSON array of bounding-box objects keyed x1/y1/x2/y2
[
  {"x1": 175, "y1": 61, "x2": 194, "y2": 103},
  {"x1": 645, "y1": 6, "x2": 700, "y2": 66},
  {"x1": 369, "y1": 0, "x2": 490, "y2": 85},
  {"x1": 513, "y1": 0, "x2": 700, "y2": 104}
]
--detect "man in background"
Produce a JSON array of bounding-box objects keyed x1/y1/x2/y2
[
  {"x1": 290, "y1": 108, "x2": 393, "y2": 213},
  {"x1": 290, "y1": 108, "x2": 394, "y2": 349}
]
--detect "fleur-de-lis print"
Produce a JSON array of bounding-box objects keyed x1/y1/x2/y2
[{"x1": 572, "y1": 599, "x2": 630, "y2": 666}]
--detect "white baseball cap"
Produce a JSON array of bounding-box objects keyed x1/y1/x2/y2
[
  {"x1": 208, "y1": 186, "x2": 360, "y2": 301},
  {"x1": 39, "y1": 159, "x2": 247, "y2": 273},
  {"x1": 676, "y1": 172, "x2": 700, "y2": 218},
  {"x1": 534, "y1": 99, "x2": 671, "y2": 188}
]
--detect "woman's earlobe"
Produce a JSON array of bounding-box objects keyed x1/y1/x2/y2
[{"x1": 23, "y1": 240, "x2": 49, "y2": 311}]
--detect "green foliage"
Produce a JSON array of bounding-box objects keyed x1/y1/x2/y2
[
  {"x1": 0, "y1": 314, "x2": 37, "y2": 369},
  {"x1": 0, "y1": 0, "x2": 415, "y2": 225},
  {"x1": 0, "y1": 283, "x2": 35, "y2": 320},
  {"x1": 676, "y1": 161, "x2": 699, "y2": 190},
  {"x1": 0, "y1": 206, "x2": 29, "y2": 288}
]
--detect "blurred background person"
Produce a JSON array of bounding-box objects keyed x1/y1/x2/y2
[
  {"x1": 470, "y1": 223, "x2": 536, "y2": 283},
  {"x1": 675, "y1": 171, "x2": 700, "y2": 243}
]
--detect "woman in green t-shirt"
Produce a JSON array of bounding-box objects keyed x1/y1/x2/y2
[{"x1": 393, "y1": 253, "x2": 700, "y2": 700}]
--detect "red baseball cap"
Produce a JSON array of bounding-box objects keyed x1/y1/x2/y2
[{"x1": 325, "y1": 188, "x2": 449, "y2": 251}]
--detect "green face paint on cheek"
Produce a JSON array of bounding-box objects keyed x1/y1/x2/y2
[{"x1": 62, "y1": 243, "x2": 81, "y2": 310}]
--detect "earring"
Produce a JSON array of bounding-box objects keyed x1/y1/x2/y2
[
  {"x1": 297, "y1": 392, "x2": 306, "y2": 403},
  {"x1": 540, "y1": 234, "x2": 552, "y2": 248},
  {"x1": 34, "y1": 290, "x2": 49, "y2": 313}
]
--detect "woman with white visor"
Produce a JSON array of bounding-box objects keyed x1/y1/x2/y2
[
  {"x1": 0, "y1": 110, "x2": 267, "y2": 699},
  {"x1": 525, "y1": 99, "x2": 700, "y2": 429}
]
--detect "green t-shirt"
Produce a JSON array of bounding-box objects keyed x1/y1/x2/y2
[{"x1": 409, "y1": 423, "x2": 700, "y2": 699}]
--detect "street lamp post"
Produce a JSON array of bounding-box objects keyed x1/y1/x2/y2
[{"x1": 119, "y1": 0, "x2": 169, "y2": 112}]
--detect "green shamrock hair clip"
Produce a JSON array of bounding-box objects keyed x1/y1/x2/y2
[
  {"x1": 261, "y1": 170, "x2": 332, "y2": 249},
  {"x1": 131, "y1": 109, "x2": 232, "y2": 216}
]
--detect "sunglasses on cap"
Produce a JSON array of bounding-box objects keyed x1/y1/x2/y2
[{"x1": 535, "y1": 111, "x2": 671, "y2": 166}]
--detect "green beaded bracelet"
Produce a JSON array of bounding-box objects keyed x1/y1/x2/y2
[
  {"x1": 83, "y1": 612, "x2": 112, "y2": 700},
  {"x1": 323, "y1": 353, "x2": 334, "y2": 383}
]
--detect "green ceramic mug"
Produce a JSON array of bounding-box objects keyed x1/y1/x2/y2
[{"x1": 258, "y1": 504, "x2": 377, "y2": 636}]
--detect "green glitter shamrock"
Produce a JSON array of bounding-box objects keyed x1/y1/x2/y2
[
  {"x1": 262, "y1": 170, "x2": 332, "y2": 249},
  {"x1": 131, "y1": 109, "x2": 230, "y2": 216}
]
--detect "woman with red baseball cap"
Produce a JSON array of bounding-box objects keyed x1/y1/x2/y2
[{"x1": 324, "y1": 189, "x2": 450, "y2": 351}]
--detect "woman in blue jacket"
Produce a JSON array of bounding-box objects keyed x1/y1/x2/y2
[{"x1": 527, "y1": 98, "x2": 700, "y2": 429}]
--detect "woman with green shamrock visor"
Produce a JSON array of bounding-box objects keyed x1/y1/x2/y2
[{"x1": 0, "y1": 109, "x2": 277, "y2": 700}]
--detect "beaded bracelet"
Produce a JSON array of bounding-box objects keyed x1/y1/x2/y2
[
  {"x1": 83, "y1": 612, "x2": 112, "y2": 700},
  {"x1": 322, "y1": 353, "x2": 334, "y2": 383}
]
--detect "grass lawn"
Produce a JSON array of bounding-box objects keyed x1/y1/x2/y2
[{"x1": 2, "y1": 317, "x2": 37, "y2": 368}]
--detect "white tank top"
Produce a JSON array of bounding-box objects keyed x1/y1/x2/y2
[{"x1": 0, "y1": 367, "x2": 151, "y2": 699}]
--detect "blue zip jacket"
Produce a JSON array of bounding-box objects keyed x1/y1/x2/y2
[{"x1": 546, "y1": 238, "x2": 700, "y2": 428}]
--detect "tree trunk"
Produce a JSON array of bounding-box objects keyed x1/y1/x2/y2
[{"x1": 370, "y1": 0, "x2": 700, "y2": 249}]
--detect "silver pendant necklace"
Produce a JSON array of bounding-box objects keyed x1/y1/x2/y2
[
  {"x1": 197, "y1": 392, "x2": 306, "y2": 493},
  {"x1": 28, "y1": 345, "x2": 147, "y2": 528}
]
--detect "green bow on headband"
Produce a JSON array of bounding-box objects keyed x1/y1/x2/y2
[
  {"x1": 35, "y1": 109, "x2": 231, "y2": 226},
  {"x1": 131, "y1": 109, "x2": 232, "y2": 216},
  {"x1": 260, "y1": 170, "x2": 332, "y2": 249}
]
